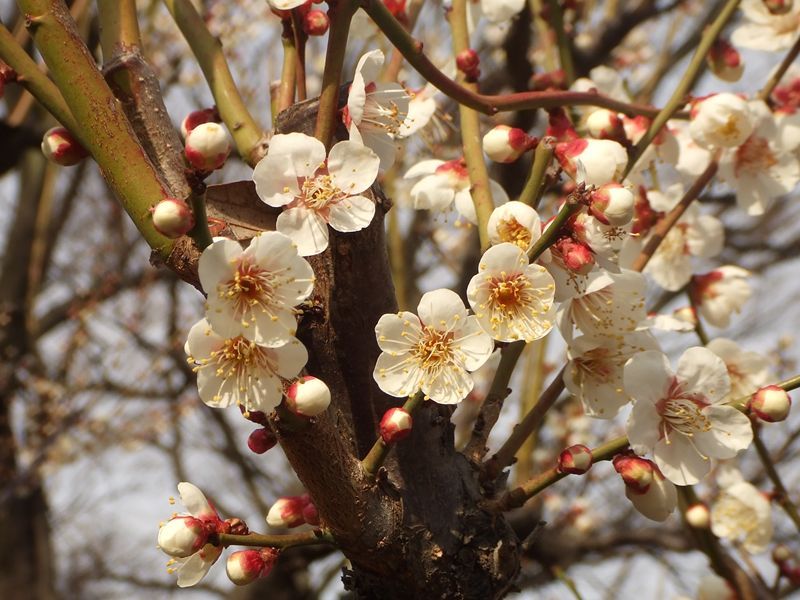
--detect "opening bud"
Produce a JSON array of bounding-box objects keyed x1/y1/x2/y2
[
  {"x1": 557, "y1": 444, "x2": 593, "y2": 475},
  {"x1": 157, "y1": 516, "x2": 208, "y2": 558},
  {"x1": 482, "y1": 125, "x2": 535, "y2": 163},
  {"x1": 185, "y1": 122, "x2": 232, "y2": 172},
  {"x1": 685, "y1": 503, "x2": 711, "y2": 528},
  {"x1": 266, "y1": 496, "x2": 307, "y2": 528},
  {"x1": 615, "y1": 458, "x2": 677, "y2": 522},
  {"x1": 749, "y1": 385, "x2": 792, "y2": 422},
  {"x1": 555, "y1": 137, "x2": 627, "y2": 186},
  {"x1": 301, "y1": 496, "x2": 320, "y2": 526},
  {"x1": 151, "y1": 198, "x2": 195, "y2": 239},
  {"x1": 589, "y1": 184, "x2": 635, "y2": 226},
  {"x1": 303, "y1": 9, "x2": 329, "y2": 35},
  {"x1": 180, "y1": 107, "x2": 220, "y2": 138},
  {"x1": 285, "y1": 376, "x2": 331, "y2": 417},
  {"x1": 247, "y1": 428, "x2": 277, "y2": 454},
  {"x1": 226, "y1": 548, "x2": 279, "y2": 586},
  {"x1": 707, "y1": 39, "x2": 743, "y2": 83},
  {"x1": 585, "y1": 109, "x2": 625, "y2": 141},
  {"x1": 455, "y1": 49, "x2": 480, "y2": 81},
  {"x1": 379, "y1": 407, "x2": 413, "y2": 444},
  {"x1": 553, "y1": 237, "x2": 595, "y2": 274},
  {"x1": 613, "y1": 454, "x2": 654, "y2": 493},
  {"x1": 41, "y1": 127, "x2": 89, "y2": 166}
]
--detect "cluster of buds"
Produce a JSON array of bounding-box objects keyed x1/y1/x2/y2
[
  {"x1": 379, "y1": 407, "x2": 413, "y2": 444},
  {"x1": 613, "y1": 455, "x2": 677, "y2": 522},
  {"x1": 41, "y1": 127, "x2": 89, "y2": 167},
  {"x1": 455, "y1": 49, "x2": 480, "y2": 82},
  {"x1": 226, "y1": 548, "x2": 280, "y2": 586},
  {"x1": 285, "y1": 376, "x2": 331, "y2": 417},
  {"x1": 749, "y1": 385, "x2": 792, "y2": 422},
  {"x1": 707, "y1": 39, "x2": 743, "y2": 83},
  {"x1": 482, "y1": 125, "x2": 537, "y2": 164},
  {"x1": 557, "y1": 444, "x2": 593, "y2": 475},
  {"x1": 151, "y1": 198, "x2": 195, "y2": 238},
  {"x1": 266, "y1": 493, "x2": 319, "y2": 528}
]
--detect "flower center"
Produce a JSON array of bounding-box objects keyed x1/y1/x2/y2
[
  {"x1": 734, "y1": 136, "x2": 777, "y2": 177},
  {"x1": 716, "y1": 115, "x2": 744, "y2": 143},
  {"x1": 575, "y1": 348, "x2": 614, "y2": 383},
  {"x1": 221, "y1": 260, "x2": 278, "y2": 324},
  {"x1": 479, "y1": 270, "x2": 553, "y2": 338},
  {"x1": 302, "y1": 174, "x2": 343, "y2": 210},
  {"x1": 496, "y1": 217, "x2": 532, "y2": 249},
  {"x1": 363, "y1": 92, "x2": 407, "y2": 136},
  {"x1": 413, "y1": 326, "x2": 454, "y2": 371},
  {"x1": 658, "y1": 396, "x2": 712, "y2": 440}
]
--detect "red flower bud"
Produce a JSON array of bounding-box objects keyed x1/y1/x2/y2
[
  {"x1": 266, "y1": 496, "x2": 306, "y2": 528},
  {"x1": 557, "y1": 444, "x2": 593, "y2": 475},
  {"x1": 553, "y1": 237, "x2": 595, "y2": 274},
  {"x1": 226, "y1": 548, "x2": 279, "y2": 585},
  {"x1": 456, "y1": 49, "x2": 480, "y2": 81},
  {"x1": 180, "y1": 107, "x2": 220, "y2": 138},
  {"x1": 707, "y1": 39, "x2": 743, "y2": 83},
  {"x1": 379, "y1": 407, "x2": 413, "y2": 444},
  {"x1": 303, "y1": 10, "x2": 329, "y2": 35},
  {"x1": 247, "y1": 428, "x2": 277, "y2": 454},
  {"x1": 41, "y1": 127, "x2": 89, "y2": 166}
]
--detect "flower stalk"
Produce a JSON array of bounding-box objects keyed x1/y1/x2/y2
[{"x1": 362, "y1": 391, "x2": 424, "y2": 477}]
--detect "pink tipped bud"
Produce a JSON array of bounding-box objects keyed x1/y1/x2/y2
[
  {"x1": 226, "y1": 548, "x2": 278, "y2": 585},
  {"x1": 41, "y1": 127, "x2": 89, "y2": 166},
  {"x1": 157, "y1": 516, "x2": 208, "y2": 558},
  {"x1": 589, "y1": 184, "x2": 635, "y2": 226},
  {"x1": 301, "y1": 498, "x2": 320, "y2": 526},
  {"x1": 558, "y1": 444, "x2": 593, "y2": 475},
  {"x1": 773, "y1": 544, "x2": 793, "y2": 563},
  {"x1": 749, "y1": 385, "x2": 792, "y2": 423},
  {"x1": 763, "y1": 0, "x2": 793, "y2": 14},
  {"x1": 456, "y1": 49, "x2": 480, "y2": 81},
  {"x1": 482, "y1": 125, "x2": 535, "y2": 163},
  {"x1": 185, "y1": 122, "x2": 231, "y2": 172},
  {"x1": 285, "y1": 376, "x2": 331, "y2": 417},
  {"x1": 266, "y1": 496, "x2": 306, "y2": 528},
  {"x1": 707, "y1": 39, "x2": 743, "y2": 83},
  {"x1": 685, "y1": 503, "x2": 710, "y2": 528},
  {"x1": 180, "y1": 107, "x2": 220, "y2": 138},
  {"x1": 554, "y1": 237, "x2": 594, "y2": 274},
  {"x1": 585, "y1": 109, "x2": 625, "y2": 141},
  {"x1": 379, "y1": 407, "x2": 413, "y2": 444},
  {"x1": 247, "y1": 428, "x2": 277, "y2": 454},
  {"x1": 303, "y1": 10, "x2": 329, "y2": 35},
  {"x1": 151, "y1": 198, "x2": 195, "y2": 238},
  {"x1": 613, "y1": 455, "x2": 654, "y2": 494}
]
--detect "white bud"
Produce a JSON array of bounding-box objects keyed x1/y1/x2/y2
[
  {"x1": 379, "y1": 407, "x2": 413, "y2": 443},
  {"x1": 749, "y1": 385, "x2": 791, "y2": 422},
  {"x1": 285, "y1": 376, "x2": 331, "y2": 417},
  {"x1": 585, "y1": 109, "x2": 622, "y2": 139},
  {"x1": 41, "y1": 127, "x2": 88, "y2": 166},
  {"x1": 685, "y1": 503, "x2": 711, "y2": 528},
  {"x1": 590, "y1": 184, "x2": 635, "y2": 226},
  {"x1": 482, "y1": 125, "x2": 532, "y2": 163},
  {"x1": 185, "y1": 122, "x2": 231, "y2": 171},
  {"x1": 157, "y1": 516, "x2": 207, "y2": 558},
  {"x1": 151, "y1": 198, "x2": 195, "y2": 238},
  {"x1": 226, "y1": 549, "x2": 276, "y2": 585}
]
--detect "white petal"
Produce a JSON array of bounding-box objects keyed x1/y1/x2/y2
[
  {"x1": 624, "y1": 350, "x2": 673, "y2": 406},
  {"x1": 653, "y1": 437, "x2": 709, "y2": 486},
  {"x1": 176, "y1": 545, "x2": 221, "y2": 587},
  {"x1": 696, "y1": 406, "x2": 753, "y2": 458},
  {"x1": 276, "y1": 207, "x2": 330, "y2": 256},
  {"x1": 422, "y1": 365, "x2": 473, "y2": 404},
  {"x1": 404, "y1": 159, "x2": 445, "y2": 179},
  {"x1": 327, "y1": 195, "x2": 376, "y2": 233},
  {"x1": 410, "y1": 174, "x2": 456, "y2": 211},
  {"x1": 417, "y1": 288, "x2": 468, "y2": 327},
  {"x1": 253, "y1": 153, "x2": 300, "y2": 207},
  {"x1": 455, "y1": 315, "x2": 495, "y2": 372},
  {"x1": 375, "y1": 312, "x2": 422, "y2": 353},
  {"x1": 268, "y1": 133, "x2": 326, "y2": 179},
  {"x1": 273, "y1": 339, "x2": 309, "y2": 379},
  {"x1": 185, "y1": 318, "x2": 223, "y2": 361},
  {"x1": 328, "y1": 141, "x2": 380, "y2": 194},
  {"x1": 676, "y1": 347, "x2": 730, "y2": 404},
  {"x1": 198, "y1": 238, "x2": 243, "y2": 295},
  {"x1": 626, "y1": 399, "x2": 663, "y2": 455},
  {"x1": 178, "y1": 482, "x2": 215, "y2": 518},
  {"x1": 373, "y1": 351, "x2": 424, "y2": 398}
]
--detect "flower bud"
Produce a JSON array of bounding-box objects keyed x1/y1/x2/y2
[
  {"x1": 553, "y1": 237, "x2": 594, "y2": 274},
  {"x1": 763, "y1": 0, "x2": 793, "y2": 14},
  {"x1": 157, "y1": 516, "x2": 208, "y2": 558},
  {"x1": 226, "y1": 548, "x2": 278, "y2": 585},
  {"x1": 555, "y1": 138, "x2": 628, "y2": 186},
  {"x1": 707, "y1": 39, "x2": 743, "y2": 83},
  {"x1": 773, "y1": 544, "x2": 793, "y2": 563},
  {"x1": 151, "y1": 198, "x2": 195, "y2": 239},
  {"x1": 689, "y1": 93, "x2": 753, "y2": 149},
  {"x1": 266, "y1": 496, "x2": 306, "y2": 528},
  {"x1": 482, "y1": 125, "x2": 535, "y2": 163},
  {"x1": 379, "y1": 407, "x2": 413, "y2": 444},
  {"x1": 303, "y1": 9, "x2": 329, "y2": 35},
  {"x1": 558, "y1": 444, "x2": 593, "y2": 475},
  {"x1": 285, "y1": 376, "x2": 331, "y2": 417},
  {"x1": 247, "y1": 428, "x2": 277, "y2": 454},
  {"x1": 749, "y1": 385, "x2": 791, "y2": 423},
  {"x1": 301, "y1": 498, "x2": 320, "y2": 526},
  {"x1": 613, "y1": 455, "x2": 654, "y2": 493},
  {"x1": 224, "y1": 517, "x2": 250, "y2": 536},
  {"x1": 180, "y1": 107, "x2": 220, "y2": 138},
  {"x1": 530, "y1": 69, "x2": 566, "y2": 91},
  {"x1": 585, "y1": 109, "x2": 624, "y2": 140},
  {"x1": 685, "y1": 503, "x2": 711, "y2": 528},
  {"x1": 383, "y1": 0, "x2": 407, "y2": 18},
  {"x1": 185, "y1": 122, "x2": 231, "y2": 172},
  {"x1": 589, "y1": 184, "x2": 635, "y2": 226},
  {"x1": 456, "y1": 49, "x2": 480, "y2": 81},
  {"x1": 41, "y1": 127, "x2": 89, "y2": 166}
]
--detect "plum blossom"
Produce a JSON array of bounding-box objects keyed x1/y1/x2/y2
[
  {"x1": 198, "y1": 232, "x2": 314, "y2": 346},
  {"x1": 185, "y1": 318, "x2": 308, "y2": 413},
  {"x1": 344, "y1": 50, "x2": 409, "y2": 170},
  {"x1": 253, "y1": 133, "x2": 380, "y2": 256},
  {"x1": 373, "y1": 289, "x2": 494, "y2": 404},
  {"x1": 625, "y1": 347, "x2": 753, "y2": 486},
  {"x1": 159, "y1": 482, "x2": 227, "y2": 587},
  {"x1": 731, "y1": 0, "x2": 800, "y2": 52},
  {"x1": 613, "y1": 455, "x2": 678, "y2": 521},
  {"x1": 565, "y1": 331, "x2": 660, "y2": 418},
  {"x1": 711, "y1": 470, "x2": 773, "y2": 553},
  {"x1": 672, "y1": 121, "x2": 714, "y2": 179},
  {"x1": 404, "y1": 158, "x2": 509, "y2": 223},
  {"x1": 555, "y1": 138, "x2": 628, "y2": 186},
  {"x1": 469, "y1": 0, "x2": 525, "y2": 25},
  {"x1": 487, "y1": 201, "x2": 544, "y2": 252},
  {"x1": 689, "y1": 266, "x2": 752, "y2": 329},
  {"x1": 706, "y1": 338, "x2": 772, "y2": 401},
  {"x1": 466, "y1": 243, "x2": 556, "y2": 342},
  {"x1": 689, "y1": 93, "x2": 754, "y2": 149}
]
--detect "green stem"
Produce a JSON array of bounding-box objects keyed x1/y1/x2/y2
[
  {"x1": 518, "y1": 137, "x2": 555, "y2": 209},
  {"x1": 98, "y1": 0, "x2": 140, "y2": 54},
  {"x1": 361, "y1": 391, "x2": 424, "y2": 477},
  {"x1": 162, "y1": 0, "x2": 265, "y2": 166},
  {"x1": 276, "y1": 23, "x2": 298, "y2": 119},
  {"x1": 623, "y1": 0, "x2": 740, "y2": 177},
  {"x1": 751, "y1": 428, "x2": 800, "y2": 533},
  {"x1": 527, "y1": 195, "x2": 580, "y2": 261},
  {"x1": 187, "y1": 182, "x2": 213, "y2": 250},
  {"x1": 218, "y1": 529, "x2": 335, "y2": 548},
  {"x1": 313, "y1": 0, "x2": 356, "y2": 149},
  {"x1": 758, "y1": 33, "x2": 800, "y2": 102},
  {"x1": 545, "y1": 0, "x2": 574, "y2": 84},
  {"x1": 290, "y1": 11, "x2": 308, "y2": 102}
]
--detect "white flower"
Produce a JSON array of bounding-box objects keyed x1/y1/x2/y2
[
  {"x1": 345, "y1": 50, "x2": 409, "y2": 171},
  {"x1": 555, "y1": 138, "x2": 628, "y2": 186},
  {"x1": 476, "y1": 0, "x2": 525, "y2": 24},
  {"x1": 398, "y1": 84, "x2": 438, "y2": 138},
  {"x1": 625, "y1": 347, "x2": 753, "y2": 485},
  {"x1": 689, "y1": 93, "x2": 754, "y2": 149},
  {"x1": 731, "y1": 0, "x2": 800, "y2": 51},
  {"x1": 487, "y1": 201, "x2": 544, "y2": 252},
  {"x1": 706, "y1": 338, "x2": 772, "y2": 401},
  {"x1": 718, "y1": 101, "x2": 800, "y2": 216},
  {"x1": 565, "y1": 331, "x2": 660, "y2": 419},
  {"x1": 673, "y1": 121, "x2": 714, "y2": 179},
  {"x1": 253, "y1": 133, "x2": 380, "y2": 256},
  {"x1": 403, "y1": 158, "x2": 509, "y2": 224},
  {"x1": 689, "y1": 266, "x2": 751, "y2": 329},
  {"x1": 711, "y1": 477, "x2": 773, "y2": 553},
  {"x1": 466, "y1": 243, "x2": 556, "y2": 342},
  {"x1": 185, "y1": 318, "x2": 308, "y2": 413},
  {"x1": 198, "y1": 232, "x2": 314, "y2": 346},
  {"x1": 373, "y1": 289, "x2": 494, "y2": 404},
  {"x1": 613, "y1": 455, "x2": 677, "y2": 521},
  {"x1": 160, "y1": 482, "x2": 225, "y2": 587}
]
